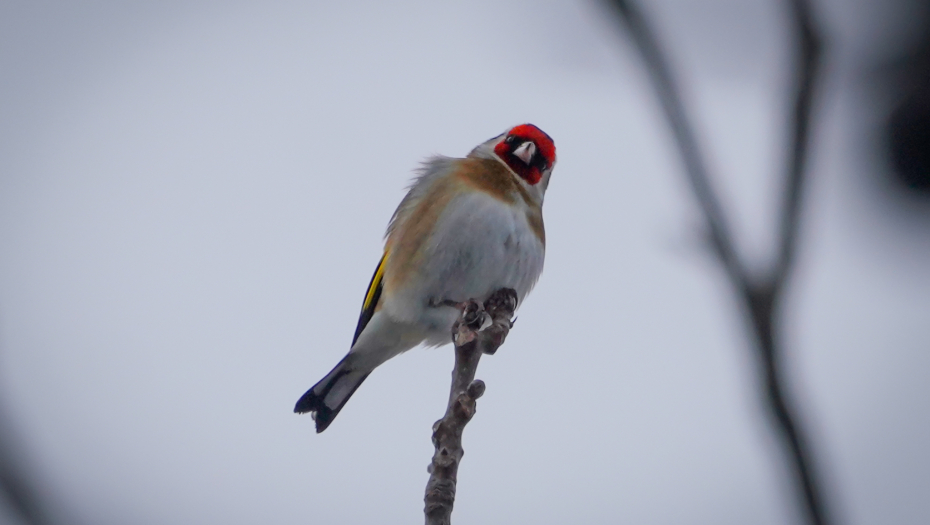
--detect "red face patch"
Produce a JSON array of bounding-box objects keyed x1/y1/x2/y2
[{"x1": 493, "y1": 124, "x2": 556, "y2": 185}]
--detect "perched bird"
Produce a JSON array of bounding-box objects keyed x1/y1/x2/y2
[{"x1": 294, "y1": 123, "x2": 557, "y2": 432}]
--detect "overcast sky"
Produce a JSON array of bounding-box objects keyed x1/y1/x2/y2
[{"x1": 1, "y1": 1, "x2": 928, "y2": 524}]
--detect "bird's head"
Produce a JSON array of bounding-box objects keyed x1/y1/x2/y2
[{"x1": 471, "y1": 123, "x2": 557, "y2": 190}]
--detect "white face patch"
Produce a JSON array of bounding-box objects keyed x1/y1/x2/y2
[{"x1": 512, "y1": 141, "x2": 536, "y2": 165}]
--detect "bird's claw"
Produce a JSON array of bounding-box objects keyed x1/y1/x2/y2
[
  {"x1": 462, "y1": 300, "x2": 491, "y2": 332},
  {"x1": 484, "y1": 288, "x2": 517, "y2": 319},
  {"x1": 450, "y1": 289, "x2": 517, "y2": 348}
]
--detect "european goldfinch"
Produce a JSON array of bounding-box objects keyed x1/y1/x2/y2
[{"x1": 294, "y1": 124, "x2": 557, "y2": 432}]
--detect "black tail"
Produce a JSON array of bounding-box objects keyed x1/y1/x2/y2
[{"x1": 294, "y1": 357, "x2": 370, "y2": 433}]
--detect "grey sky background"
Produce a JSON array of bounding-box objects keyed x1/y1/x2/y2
[{"x1": 1, "y1": 1, "x2": 928, "y2": 524}]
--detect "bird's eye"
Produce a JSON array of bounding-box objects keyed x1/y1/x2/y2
[{"x1": 505, "y1": 136, "x2": 516, "y2": 143}]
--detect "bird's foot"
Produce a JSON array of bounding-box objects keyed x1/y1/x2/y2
[
  {"x1": 451, "y1": 289, "x2": 517, "y2": 353},
  {"x1": 462, "y1": 300, "x2": 492, "y2": 332},
  {"x1": 478, "y1": 288, "x2": 516, "y2": 354},
  {"x1": 484, "y1": 288, "x2": 517, "y2": 322},
  {"x1": 451, "y1": 299, "x2": 490, "y2": 347}
]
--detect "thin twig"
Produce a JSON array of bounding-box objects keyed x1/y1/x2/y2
[
  {"x1": 604, "y1": 1, "x2": 830, "y2": 524},
  {"x1": 424, "y1": 289, "x2": 516, "y2": 525}
]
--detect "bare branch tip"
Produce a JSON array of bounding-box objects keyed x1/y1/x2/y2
[{"x1": 425, "y1": 288, "x2": 517, "y2": 524}]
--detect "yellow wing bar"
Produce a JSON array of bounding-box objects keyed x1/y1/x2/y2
[
  {"x1": 352, "y1": 252, "x2": 387, "y2": 347},
  {"x1": 363, "y1": 253, "x2": 387, "y2": 312}
]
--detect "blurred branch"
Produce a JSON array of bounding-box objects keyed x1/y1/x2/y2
[
  {"x1": 424, "y1": 289, "x2": 516, "y2": 525},
  {"x1": 0, "y1": 408, "x2": 53, "y2": 525},
  {"x1": 604, "y1": 1, "x2": 830, "y2": 524},
  {"x1": 776, "y1": 0, "x2": 822, "y2": 285},
  {"x1": 606, "y1": 0, "x2": 744, "y2": 284}
]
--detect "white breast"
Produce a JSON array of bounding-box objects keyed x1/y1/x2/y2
[{"x1": 384, "y1": 189, "x2": 545, "y2": 345}]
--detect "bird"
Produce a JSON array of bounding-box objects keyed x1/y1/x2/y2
[{"x1": 294, "y1": 123, "x2": 557, "y2": 433}]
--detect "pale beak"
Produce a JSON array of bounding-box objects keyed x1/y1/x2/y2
[{"x1": 512, "y1": 141, "x2": 536, "y2": 165}]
